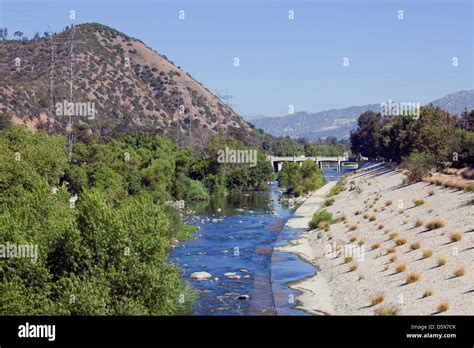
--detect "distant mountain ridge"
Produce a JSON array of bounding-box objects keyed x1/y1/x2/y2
[{"x1": 250, "y1": 90, "x2": 474, "y2": 140}]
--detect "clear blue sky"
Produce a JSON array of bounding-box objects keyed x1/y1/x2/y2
[{"x1": 1, "y1": 0, "x2": 472, "y2": 116}]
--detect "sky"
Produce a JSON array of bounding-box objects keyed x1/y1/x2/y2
[{"x1": 1, "y1": 0, "x2": 473, "y2": 117}]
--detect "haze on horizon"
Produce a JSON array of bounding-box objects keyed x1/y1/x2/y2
[{"x1": 1, "y1": 0, "x2": 472, "y2": 117}]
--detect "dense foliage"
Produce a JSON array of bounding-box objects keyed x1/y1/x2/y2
[
  {"x1": 191, "y1": 135, "x2": 274, "y2": 194},
  {"x1": 277, "y1": 161, "x2": 325, "y2": 196},
  {"x1": 0, "y1": 126, "x2": 204, "y2": 315},
  {"x1": 350, "y1": 106, "x2": 474, "y2": 180}
]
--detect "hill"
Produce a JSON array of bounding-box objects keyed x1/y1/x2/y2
[{"x1": 0, "y1": 23, "x2": 255, "y2": 146}]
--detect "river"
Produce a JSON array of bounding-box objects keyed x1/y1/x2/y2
[{"x1": 168, "y1": 166, "x2": 356, "y2": 315}]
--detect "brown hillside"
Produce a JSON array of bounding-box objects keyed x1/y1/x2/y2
[{"x1": 0, "y1": 23, "x2": 255, "y2": 145}]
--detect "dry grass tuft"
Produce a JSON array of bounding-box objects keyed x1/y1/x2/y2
[
  {"x1": 349, "y1": 224, "x2": 358, "y2": 231},
  {"x1": 344, "y1": 256, "x2": 353, "y2": 263},
  {"x1": 449, "y1": 231, "x2": 463, "y2": 242},
  {"x1": 437, "y1": 301, "x2": 449, "y2": 313},
  {"x1": 453, "y1": 266, "x2": 466, "y2": 277},
  {"x1": 389, "y1": 232, "x2": 399, "y2": 240},
  {"x1": 378, "y1": 224, "x2": 384, "y2": 230},
  {"x1": 371, "y1": 294, "x2": 385, "y2": 306},
  {"x1": 349, "y1": 262, "x2": 358, "y2": 272},
  {"x1": 371, "y1": 242, "x2": 381, "y2": 250},
  {"x1": 349, "y1": 235, "x2": 357, "y2": 243},
  {"x1": 386, "y1": 246, "x2": 396, "y2": 254},
  {"x1": 422, "y1": 289, "x2": 433, "y2": 298},
  {"x1": 428, "y1": 189, "x2": 435, "y2": 196},
  {"x1": 385, "y1": 199, "x2": 393, "y2": 206},
  {"x1": 406, "y1": 272, "x2": 421, "y2": 284},
  {"x1": 395, "y1": 263, "x2": 406, "y2": 273},
  {"x1": 395, "y1": 237, "x2": 407, "y2": 246},
  {"x1": 422, "y1": 248, "x2": 433, "y2": 258},
  {"x1": 374, "y1": 305, "x2": 400, "y2": 316},
  {"x1": 413, "y1": 198, "x2": 425, "y2": 206},
  {"x1": 426, "y1": 218, "x2": 445, "y2": 230},
  {"x1": 410, "y1": 241, "x2": 420, "y2": 250},
  {"x1": 437, "y1": 256, "x2": 447, "y2": 267},
  {"x1": 388, "y1": 255, "x2": 397, "y2": 263},
  {"x1": 415, "y1": 218, "x2": 424, "y2": 227}
]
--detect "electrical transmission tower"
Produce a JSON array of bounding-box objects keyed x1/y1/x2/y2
[
  {"x1": 48, "y1": 25, "x2": 81, "y2": 161},
  {"x1": 215, "y1": 91, "x2": 235, "y2": 136},
  {"x1": 173, "y1": 81, "x2": 194, "y2": 146}
]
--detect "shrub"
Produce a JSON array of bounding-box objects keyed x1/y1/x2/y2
[
  {"x1": 369, "y1": 215, "x2": 377, "y2": 221},
  {"x1": 385, "y1": 199, "x2": 393, "y2": 206},
  {"x1": 428, "y1": 189, "x2": 435, "y2": 196},
  {"x1": 358, "y1": 239, "x2": 365, "y2": 246},
  {"x1": 344, "y1": 256, "x2": 353, "y2": 263},
  {"x1": 363, "y1": 212, "x2": 370, "y2": 219},
  {"x1": 437, "y1": 257, "x2": 447, "y2": 267},
  {"x1": 309, "y1": 209, "x2": 334, "y2": 230},
  {"x1": 453, "y1": 266, "x2": 466, "y2": 277},
  {"x1": 349, "y1": 262, "x2": 358, "y2": 272},
  {"x1": 402, "y1": 151, "x2": 433, "y2": 183},
  {"x1": 324, "y1": 198, "x2": 335, "y2": 206},
  {"x1": 371, "y1": 294, "x2": 385, "y2": 306},
  {"x1": 186, "y1": 179, "x2": 210, "y2": 202},
  {"x1": 388, "y1": 255, "x2": 397, "y2": 263},
  {"x1": 374, "y1": 305, "x2": 400, "y2": 316},
  {"x1": 410, "y1": 241, "x2": 420, "y2": 250},
  {"x1": 413, "y1": 198, "x2": 425, "y2": 206},
  {"x1": 422, "y1": 249, "x2": 433, "y2": 258},
  {"x1": 415, "y1": 218, "x2": 424, "y2": 227},
  {"x1": 395, "y1": 263, "x2": 406, "y2": 273},
  {"x1": 406, "y1": 272, "x2": 421, "y2": 284},
  {"x1": 395, "y1": 237, "x2": 407, "y2": 246},
  {"x1": 449, "y1": 231, "x2": 463, "y2": 242},
  {"x1": 337, "y1": 214, "x2": 347, "y2": 222},
  {"x1": 465, "y1": 183, "x2": 474, "y2": 192},
  {"x1": 437, "y1": 302, "x2": 449, "y2": 313},
  {"x1": 371, "y1": 242, "x2": 380, "y2": 250},
  {"x1": 354, "y1": 210, "x2": 362, "y2": 216},
  {"x1": 426, "y1": 218, "x2": 445, "y2": 230},
  {"x1": 378, "y1": 224, "x2": 384, "y2": 230},
  {"x1": 349, "y1": 235, "x2": 357, "y2": 243},
  {"x1": 386, "y1": 246, "x2": 396, "y2": 254},
  {"x1": 389, "y1": 232, "x2": 399, "y2": 240},
  {"x1": 422, "y1": 289, "x2": 433, "y2": 298},
  {"x1": 349, "y1": 224, "x2": 358, "y2": 231}
]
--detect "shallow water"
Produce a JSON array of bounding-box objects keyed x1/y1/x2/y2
[{"x1": 168, "y1": 166, "x2": 355, "y2": 315}]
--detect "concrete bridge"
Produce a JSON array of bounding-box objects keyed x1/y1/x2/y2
[{"x1": 267, "y1": 154, "x2": 358, "y2": 172}]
